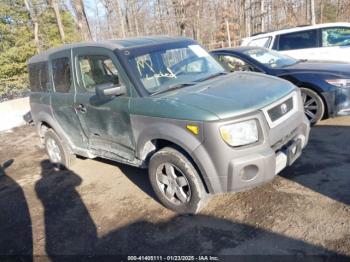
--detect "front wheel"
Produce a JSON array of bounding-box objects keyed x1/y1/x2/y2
[
  {"x1": 148, "y1": 147, "x2": 209, "y2": 214},
  {"x1": 300, "y1": 87, "x2": 325, "y2": 125}
]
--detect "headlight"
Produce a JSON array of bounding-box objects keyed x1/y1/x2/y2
[
  {"x1": 220, "y1": 119, "x2": 259, "y2": 147},
  {"x1": 325, "y1": 79, "x2": 350, "y2": 88}
]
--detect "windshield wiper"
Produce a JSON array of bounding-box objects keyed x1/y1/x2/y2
[
  {"x1": 195, "y1": 72, "x2": 227, "y2": 83},
  {"x1": 150, "y1": 82, "x2": 195, "y2": 96}
]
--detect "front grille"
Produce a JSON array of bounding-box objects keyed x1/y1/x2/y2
[{"x1": 267, "y1": 97, "x2": 293, "y2": 122}]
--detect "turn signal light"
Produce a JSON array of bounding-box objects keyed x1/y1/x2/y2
[{"x1": 186, "y1": 125, "x2": 199, "y2": 135}]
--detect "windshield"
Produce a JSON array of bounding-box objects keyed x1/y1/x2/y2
[
  {"x1": 129, "y1": 44, "x2": 225, "y2": 94},
  {"x1": 243, "y1": 48, "x2": 299, "y2": 69}
]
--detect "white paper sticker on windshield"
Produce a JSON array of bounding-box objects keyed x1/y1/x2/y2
[{"x1": 189, "y1": 45, "x2": 209, "y2": 57}]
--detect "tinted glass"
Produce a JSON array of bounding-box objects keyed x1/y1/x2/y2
[
  {"x1": 130, "y1": 44, "x2": 224, "y2": 94},
  {"x1": 278, "y1": 30, "x2": 317, "y2": 51},
  {"x1": 322, "y1": 27, "x2": 350, "y2": 47},
  {"x1": 52, "y1": 57, "x2": 71, "y2": 93},
  {"x1": 78, "y1": 55, "x2": 119, "y2": 91},
  {"x1": 29, "y1": 62, "x2": 48, "y2": 92}
]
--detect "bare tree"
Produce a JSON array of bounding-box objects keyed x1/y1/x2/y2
[
  {"x1": 310, "y1": 0, "x2": 316, "y2": 24},
  {"x1": 64, "y1": 0, "x2": 350, "y2": 47},
  {"x1": 71, "y1": 0, "x2": 92, "y2": 40},
  {"x1": 50, "y1": 0, "x2": 65, "y2": 41},
  {"x1": 24, "y1": 0, "x2": 41, "y2": 52}
]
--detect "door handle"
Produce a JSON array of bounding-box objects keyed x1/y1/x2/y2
[{"x1": 77, "y1": 104, "x2": 87, "y2": 113}]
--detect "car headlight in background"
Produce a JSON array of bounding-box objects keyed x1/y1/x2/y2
[
  {"x1": 220, "y1": 119, "x2": 259, "y2": 147},
  {"x1": 325, "y1": 79, "x2": 350, "y2": 88}
]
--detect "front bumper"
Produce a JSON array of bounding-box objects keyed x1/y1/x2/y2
[
  {"x1": 192, "y1": 109, "x2": 310, "y2": 194},
  {"x1": 323, "y1": 87, "x2": 350, "y2": 117},
  {"x1": 335, "y1": 87, "x2": 350, "y2": 116}
]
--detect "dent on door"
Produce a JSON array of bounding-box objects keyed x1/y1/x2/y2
[
  {"x1": 78, "y1": 94, "x2": 135, "y2": 161},
  {"x1": 73, "y1": 48, "x2": 135, "y2": 162}
]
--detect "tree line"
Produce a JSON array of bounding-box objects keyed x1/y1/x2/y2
[{"x1": 1, "y1": 0, "x2": 349, "y2": 98}]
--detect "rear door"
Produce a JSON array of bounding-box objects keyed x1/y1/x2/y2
[
  {"x1": 49, "y1": 49, "x2": 88, "y2": 149},
  {"x1": 72, "y1": 47, "x2": 135, "y2": 161},
  {"x1": 276, "y1": 29, "x2": 320, "y2": 60}
]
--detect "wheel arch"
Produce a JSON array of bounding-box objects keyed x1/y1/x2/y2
[
  {"x1": 35, "y1": 112, "x2": 74, "y2": 149},
  {"x1": 148, "y1": 138, "x2": 211, "y2": 194},
  {"x1": 298, "y1": 83, "x2": 331, "y2": 119}
]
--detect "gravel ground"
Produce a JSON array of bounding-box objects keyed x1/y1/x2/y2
[{"x1": 0, "y1": 117, "x2": 349, "y2": 259}]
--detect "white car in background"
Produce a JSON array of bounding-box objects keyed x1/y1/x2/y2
[{"x1": 241, "y1": 23, "x2": 350, "y2": 63}]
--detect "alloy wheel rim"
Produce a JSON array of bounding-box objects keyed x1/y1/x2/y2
[
  {"x1": 302, "y1": 91, "x2": 320, "y2": 123},
  {"x1": 155, "y1": 163, "x2": 191, "y2": 205},
  {"x1": 46, "y1": 138, "x2": 61, "y2": 163}
]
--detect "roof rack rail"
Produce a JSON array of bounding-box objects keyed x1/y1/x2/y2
[{"x1": 250, "y1": 24, "x2": 312, "y2": 37}]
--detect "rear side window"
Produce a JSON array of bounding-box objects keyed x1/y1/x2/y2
[
  {"x1": 278, "y1": 30, "x2": 317, "y2": 51},
  {"x1": 28, "y1": 62, "x2": 48, "y2": 92},
  {"x1": 52, "y1": 57, "x2": 72, "y2": 93},
  {"x1": 248, "y1": 37, "x2": 271, "y2": 48},
  {"x1": 322, "y1": 27, "x2": 350, "y2": 47}
]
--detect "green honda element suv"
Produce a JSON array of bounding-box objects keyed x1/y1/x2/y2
[{"x1": 28, "y1": 37, "x2": 310, "y2": 213}]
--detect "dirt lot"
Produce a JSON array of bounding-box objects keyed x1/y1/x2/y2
[{"x1": 0, "y1": 117, "x2": 350, "y2": 259}]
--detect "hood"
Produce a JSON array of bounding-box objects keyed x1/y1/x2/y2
[
  {"x1": 159, "y1": 72, "x2": 296, "y2": 120},
  {"x1": 281, "y1": 61, "x2": 350, "y2": 76}
]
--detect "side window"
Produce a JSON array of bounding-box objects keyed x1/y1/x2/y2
[
  {"x1": 29, "y1": 62, "x2": 49, "y2": 92},
  {"x1": 78, "y1": 55, "x2": 120, "y2": 91},
  {"x1": 29, "y1": 64, "x2": 40, "y2": 92},
  {"x1": 52, "y1": 57, "x2": 72, "y2": 93},
  {"x1": 322, "y1": 27, "x2": 350, "y2": 47},
  {"x1": 248, "y1": 37, "x2": 271, "y2": 48},
  {"x1": 278, "y1": 30, "x2": 317, "y2": 51},
  {"x1": 217, "y1": 55, "x2": 253, "y2": 72}
]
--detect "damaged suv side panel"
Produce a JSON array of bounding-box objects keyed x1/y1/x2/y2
[{"x1": 28, "y1": 37, "x2": 310, "y2": 213}]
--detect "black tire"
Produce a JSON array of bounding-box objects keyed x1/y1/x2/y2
[
  {"x1": 148, "y1": 147, "x2": 209, "y2": 214},
  {"x1": 300, "y1": 87, "x2": 325, "y2": 125},
  {"x1": 44, "y1": 129, "x2": 76, "y2": 169}
]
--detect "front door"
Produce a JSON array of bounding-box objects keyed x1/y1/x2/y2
[
  {"x1": 49, "y1": 49, "x2": 88, "y2": 150},
  {"x1": 72, "y1": 47, "x2": 135, "y2": 161}
]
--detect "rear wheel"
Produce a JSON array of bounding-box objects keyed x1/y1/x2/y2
[
  {"x1": 300, "y1": 87, "x2": 325, "y2": 125},
  {"x1": 44, "y1": 129, "x2": 75, "y2": 169},
  {"x1": 148, "y1": 147, "x2": 209, "y2": 214}
]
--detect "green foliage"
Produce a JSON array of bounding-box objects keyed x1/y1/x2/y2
[
  {"x1": 38, "y1": 8, "x2": 81, "y2": 50},
  {"x1": 0, "y1": 0, "x2": 36, "y2": 95},
  {"x1": 0, "y1": 0, "x2": 80, "y2": 97}
]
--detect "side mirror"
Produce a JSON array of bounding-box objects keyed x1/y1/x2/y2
[{"x1": 95, "y1": 83, "x2": 126, "y2": 98}]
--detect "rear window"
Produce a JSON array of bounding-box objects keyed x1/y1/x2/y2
[
  {"x1": 28, "y1": 62, "x2": 49, "y2": 92},
  {"x1": 52, "y1": 57, "x2": 72, "y2": 93},
  {"x1": 278, "y1": 30, "x2": 318, "y2": 51},
  {"x1": 248, "y1": 37, "x2": 271, "y2": 48}
]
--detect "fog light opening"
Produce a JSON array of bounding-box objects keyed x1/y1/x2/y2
[{"x1": 240, "y1": 165, "x2": 259, "y2": 181}]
